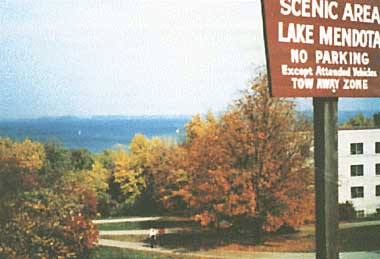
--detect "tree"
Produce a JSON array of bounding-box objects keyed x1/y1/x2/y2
[
  {"x1": 112, "y1": 134, "x2": 180, "y2": 213},
  {"x1": 180, "y1": 75, "x2": 314, "y2": 235},
  {"x1": 234, "y1": 75, "x2": 314, "y2": 233},
  {"x1": 0, "y1": 184, "x2": 98, "y2": 259},
  {"x1": 42, "y1": 140, "x2": 72, "y2": 175},
  {"x1": 146, "y1": 142, "x2": 190, "y2": 212},
  {"x1": 0, "y1": 138, "x2": 45, "y2": 194},
  {"x1": 341, "y1": 113, "x2": 374, "y2": 129},
  {"x1": 71, "y1": 148, "x2": 94, "y2": 171},
  {"x1": 93, "y1": 149, "x2": 121, "y2": 216},
  {"x1": 0, "y1": 139, "x2": 98, "y2": 258},
  {"x1": 373, "y1": 112, "x2": 380, "y2": 127},
  {"x1": 113, "y1": 140, "x2": 146, "y2": 207}
]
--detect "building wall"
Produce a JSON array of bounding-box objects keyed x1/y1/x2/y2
[{"x1": 338, "y1": 128, "x2": 380, "y2": 215}]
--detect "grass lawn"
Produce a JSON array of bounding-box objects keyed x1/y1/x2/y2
[
  {"x1": 100, "y1": 225, "x2": 380, "y2": 253},
  {"x1": 97, "y1": 220, "x2": 199, "y2": 231},
  {"x1": 101, "y1": 235, "x2": 148, "y2": 243},
  {"x1": 143, "y1": 229, "x2": 314, "y2": 252},
  {"x1": 339, "y1": 225, "x2": 380, "y2": 252},
  {"x1": 90, "y1": 246, "x2": 205, "y2": 259}
]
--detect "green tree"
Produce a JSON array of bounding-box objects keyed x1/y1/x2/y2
[
  {"x1": 373, "y1": 112, "x2": 380, "y2": 127},
  {"x1": 341, "y1": 113, "x2": 374, "y2": 128},
  {"x1": 71, "y1": 148, "x2": 94, "y2": 171},
  {"x1": 43, "y1": 140, "x2": 72, "y2": 174}
]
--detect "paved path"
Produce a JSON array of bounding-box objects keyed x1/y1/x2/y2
[
  {"x1": 99, "y1": 227, "x2": 192, "y2": 236},
  {"x1": 93, "y1": 216, "x2": 191, "y2": 224},
  {"x1": 340, "y1": 220, "x2": 380, "y2": 229},
  {"x1": 93, "y1": 217, "x2": 161, "y2": 224}
]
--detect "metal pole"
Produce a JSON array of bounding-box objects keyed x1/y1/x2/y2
[{"x1": 313, "y1": 97, "x2": 339, "y2": 259}]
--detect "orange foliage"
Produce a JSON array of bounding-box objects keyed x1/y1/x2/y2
[{"x1": 169, "y1": 75, "x2": 314, "y2": 232}]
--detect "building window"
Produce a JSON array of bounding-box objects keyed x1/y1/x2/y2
[
  {"x1": 376, "y1": 164, "x2": 380, "y2": 176},
  {"x1": 351, "y1": 186, "x2": 364, "y2": 198},
  {"x1": 351, "y1": 143, "x2": 363, "y2": 155},
  {"x1": 376, "y1": 142, "x2": 380, "y2": 154},
  {"x1": 351, "y1": 165, "x2": 364, "y2": 176},
  {"x1": 376, "y1": 185, "x2": 380, "y2": 197},
  {"x1": 356, "y1": 210, "x2": 365, "y2": 218}
]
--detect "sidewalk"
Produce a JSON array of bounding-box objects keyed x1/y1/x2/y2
[
  {"x1": 100, "y1": 227, "x2": 192, "y2": 236},
  {"x1": 93, "y1": 217, "x2": 161, "y2": 224},
  {"x1": 93, "y1": 216, "x2": 191, "y2": 224}
]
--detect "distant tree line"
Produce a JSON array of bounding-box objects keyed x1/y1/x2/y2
[{"x1": 341, "y1": 112, "x2": 380, "y2": 129}]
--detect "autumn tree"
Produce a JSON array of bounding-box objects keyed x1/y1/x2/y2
[
  {"x1": 108, "y1": 134, "x2": 152, "y2": 211},
  {"x1": 64, "y1": 159, "x2": 111, "y2": 218},
  {"x1": 183, "y1": 113, "x2": 256, "y2": 226},
  {"x1": 113, "y1": 147, "x2": 146, "y2": 207},
  {"x1": 0, "y1": 138, "x2": 98, "y2": 258},
  {"x1": 180, "y1": 75, "x2": 314, "y2": 235},
  {"x1": 109, "y1": 134, "x2": 187, "y2": 214},
  {"x1": 145, "y1": 140, "x2": 190, "y2": 212},
  {"x1": 235, "y1": 75, "x2": 314, "y2": 232}
]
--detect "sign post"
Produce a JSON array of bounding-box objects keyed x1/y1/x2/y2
[
  {"x1": 313, "y1": 98, "x2": 338, "y2": 259},
  {"x1": 260, "y1": 1, "x2": 380, "y2": 258}
]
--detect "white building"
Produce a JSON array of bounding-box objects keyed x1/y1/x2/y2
[{"x1": 338, "y1": 128, "x2": 380, "y2": 217}]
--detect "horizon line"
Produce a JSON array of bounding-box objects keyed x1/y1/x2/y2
[{"x1": 2, "y1": 109, "x2": 380, "y2": 121}]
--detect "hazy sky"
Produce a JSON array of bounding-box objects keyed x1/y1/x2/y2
[{"x1": 0, "y1": 0, "x2": 379, "y2": 119}]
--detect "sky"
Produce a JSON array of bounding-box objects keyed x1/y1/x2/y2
[{"x1": 0, "y1": 0, "x2": 379, "y2": 119}]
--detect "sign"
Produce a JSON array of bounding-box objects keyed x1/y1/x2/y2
[{"x1": 261, "y1": 0, "x2": 380, "y2": 97}]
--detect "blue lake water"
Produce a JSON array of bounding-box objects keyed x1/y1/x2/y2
[
  {"x1": 0, "y1": 111, "x2": 377, "y2": 153},
  {"x1": 0, "y1": 117, "x2": 190, "y2": 153}
]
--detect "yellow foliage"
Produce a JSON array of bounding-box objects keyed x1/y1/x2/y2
[
  {"x1": 0, "y1": 138, "x2": 45, "y2": 171},
  {"x1": 113, "y1": 148, "x2": 146, "y2": 204}
]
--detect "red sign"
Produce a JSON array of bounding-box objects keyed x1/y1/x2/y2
[{"x1": 261, "y1": 0, "x2": 380, "y2": 97}]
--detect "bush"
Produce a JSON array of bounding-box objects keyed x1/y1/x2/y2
[
  {"x1": 0, "y1": 138, "x2": 99, "y2": 258},
  {"x1": 339, "y1": 202, "x2": 356, "y2": 221},
  {"x1": 0, "y1": 184, "x2": 98, "y2": 259},
  {"x1": 96, "y1": 192, "x2": 119, "y2": 218}
]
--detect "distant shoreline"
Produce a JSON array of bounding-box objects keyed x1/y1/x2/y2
[
  {"x1": 0, "y1": 114, "x2": 194, "y2": 122},
  {"x1": 2, "y1": 109, "x2": 380, "y2": 122},
  {"x1": 1, "y1": 111, "x2": 380, "y2": 153}
]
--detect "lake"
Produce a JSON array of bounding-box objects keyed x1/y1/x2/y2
[{"x1": 0, "y1": 117, "x2": 190, "y2": 153}]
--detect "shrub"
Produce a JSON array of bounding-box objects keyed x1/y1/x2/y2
[
  {"x1": 0, "y1": 184, "x2": 98, "y2": 259},
  {"x1": 339, "y1": 202, "x2": 356, "y2": 221},
  {"x1": 0, "y1": 138, "x2": 98, "y2": 259}
]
